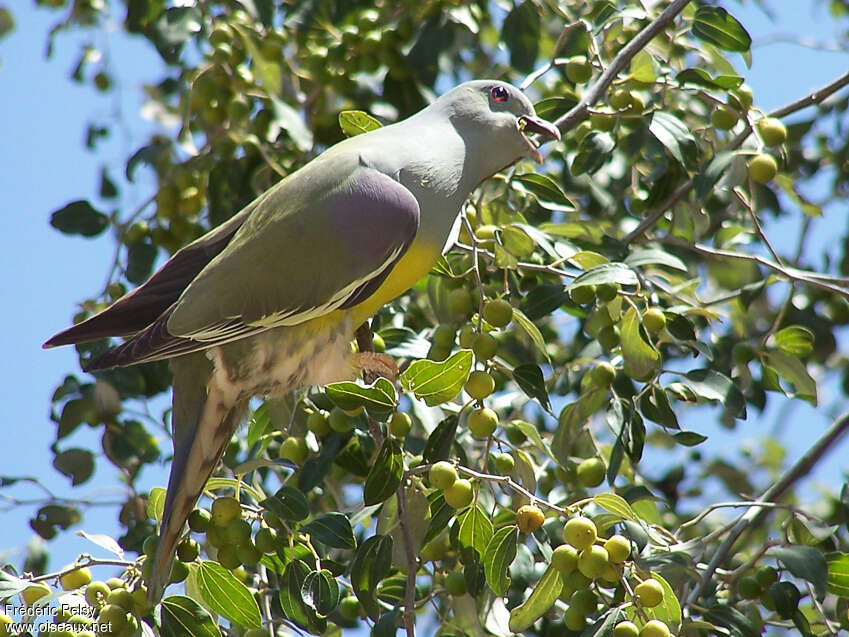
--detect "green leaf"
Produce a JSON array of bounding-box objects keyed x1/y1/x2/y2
[
  {"x1": 513, "y1": 363, "x2": 551, "y2": 412},
  {"x1": 513, "y1": 173, "x2": 575, "y2": 212},
  {"x1": 774, "y1": 326, "x2": 814, "y2": 356},
  {"x1": 826, "y1": 552, "x2": 849, "y2": 597},
  {"x1": 159, "y1": 595, "x2": 219, "y2": 637},
  {"x1": 511, "y1": 307, "x2": 548, "y2": 359},
  {"x1": 762, "y1": 352, "x2": 817, "y2": 404},
  {"x1": 338, "y1": 110, "x2": 383, "y2": 137},
  {"x1": 457, "y1": 505, "x2": 493, "y2": 559},
  {"x1": 593, "y1": 493, "x2": 639, "y2": 522},
  {"x1": 422, "y1": 415, "x2": 459, "y2": 463},
  {"x1": 192, "y1": 561, "x2": 261, "y2": 628},
  {"x1": 126, "y1": 241, "x2": 158, "y2": 284},
  {"x1": 52, "y1": 448, "x2": 95, "y2": 486},
  {"x1": 694, "y1": 151, "x2": 737, "y2": 199},
  {"x1": 364, "y1": 437, "x2": 404, "y2": 506},
  {"x1": 147, "y1": 487, "x2": 166, "y2": 523},
  {"x1": 484, "y1": 525, "x2": 518, "y2": 596},
  {"x1": 692, "y1": 6, "x2": 752, "y2": 52},
  {"x1": 280, "y1": 559, "x2": 325, "y2": 632},
  {"x1": 0, "y1": 8, "x2": 14, "y2": 39},
  {"x1": 50, "y1": 200, "x2": 108, "y2": 237},
  {"x1": 630, "y1": 49, "x2": 656, "y2": 83},
  {"x1": 510, "y1": 419, "x2": 554, "y2": 461},
  {"x1": 507, "y1": 563, "x2": 563, "y2": 632},
  {"x1": 400, "y1": 349, "x2": 472, "y2": 406},
  {"x1": 519, "y1": 283, "x2": 569, "y2": 320},
  {"x1": 301, "y1": 512, "x2": 356, "y2": 550},
  {"x1": 373, "y1": 609, "x2": 400, "y2": 637},
  {"x1": 326, "y1": 378, "x2": 397, "y2": 420},
  {"x1": 153, "y1": 6, "x2": 201, "y2": 47},
  {"x1": 620, "y1": 306, "x2": 659, "y2": 381},
  {"x1": 679, "y1": 369, "x2": 747, "y2": 418},
  {"x1": 301, "y1": 569, "x2": 340, "y2": 617},
  {"x1": 572, "y1": 131, "x2": 616, "y2": 175},
  {"x1": 650, "y1": 111, "x2": 697, "y2": 166},
  {"x1": 639, "y1": 385, "x2": 679, "y2": 430},
  {"x1": 673, "y1": 431, "x2": 708, "y2": 446},
  {"x1": 501, "y1": 1, "x2": 540, "y2": 73},
  {"x1": 569, "y1": 263, "x2": 638, "y2": 289},
  {"x1": 261, "y1": 486, "x2": 309, "y2": 522},
  {"x1": 770, "y1": 545, "x2": 828, "y2": 599},
  {"x1": 246, "y1": 402, "x2": 272, "y2": 449},
  {"x1": 533, "y1": 94, "x2": 578, "y2": 120},
  {"x1": 625, "y1": 247, "x2": 688, "y2": 272},
  {"x1": 270, "y1": 95, "x2": 313, "y2": 151},
  {"x1": 703, "y1": 604, "x2": 761, "y2": 637},
  {"x1": 351, "y1": 534, "x2": 393, "y2": 619}
]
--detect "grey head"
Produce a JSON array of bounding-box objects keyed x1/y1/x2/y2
[{"x1": 428, "y1": 79, "x2": 561, "y2": 172}]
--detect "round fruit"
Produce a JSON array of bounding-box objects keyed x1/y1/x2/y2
[
  {"x1": 564, "y1": 517, "x2": 597, "y2": 550},
  {"x1": 483, "y1": 299, "x2": 513, "y2": 327},
  {"x1": 85, "y1": 581, "x2": 110, "y2": 608},
  {"x1": 211, "y1": 496, "x2": 241, "y2": 526},
  {"x1": 566, "y1": 55, "x2": 592, "y2": 83},
  {"x1": 731, "y1": 84, "x2": 754, "y2": 110},
  {"x1": 443, "y1": 479, "x2": 474, "y2": 509},
  {"x1": 254, "y1": 527, "x2": 278, "y2": 554},
  {"x1": 590, "y1": 111, "x2": 616, "y2": 132},
  {"x1": 589, "y1": 362, "x2": 617, "y2": 388},
  {"x1": 609, "y1": 88, "x2": 633, "y2": 110},
  {"x1": 236, "y1": 542, "x2": 262, "y2": 567},
  {"x1": 613, "y1": 620, "x2": 640, "y2": 637},
  {"x1": 516, "y1": 504, "x2": 545, "y2": 534},
  {"x1": 493, "y1": 452, "x2": 515, "y2": 475},
  {"x1": 643, "y1": 308, "x2": 666, "y2": 333},
  {"x1": 339, "y1": 595, "x2": 361, "y2": 620},
  {"x1": 634, "y1": 578, "x2": 664, "y2": 607},
  {"x1": 596, "y1": 283, "x2": 618, "y2": 302},
  {"x1": 570, "y1": 588, "x2": 597, "y2": 615},
  {"x1": 564, "y1": 569, "x2": 592, "y2": 591},
  {"x1": 458, "y1": 324, "x2": 477, "y2": 348},
  {"x1": 465, "y1": 371, "x2": 495, "y2": 400},
  {"x1": 142, "y1": 534, "x2": 159, "y2": 557},
  {"x1": 279, "y1": 436, "x2": 308, "y2": 464},
  {"x1": 106, "y1": 588, "x2": 134, "y2": 611},
  {"x1": 328, "y1": 407, "x2": 354, "y2": 432},
  {"x1": 570, "y1": 284, "x2": 595, "y2": 305},
  {"x1": 597, "y1": 325, "x2": 620, "y2": 350},
  {"x1": 578, "y1": 545, "x2": 609, "y2": 579},
  {"x1": 306, "y1": 411, "x2": 331, "y2": 436},
  {"x1": 577, "y1": 457, "x2": 606, "y2": 487},
  {"x1": 604, "y1": 535, "x2": 631, "y2": 563},
  {"x1": 564, "y1": 606, "x2": 587, "y2": 631},
  {"x1": 389, "y1": 412, "x2": 412, "y2": 438},
  {"x1": 748, "y1": 153, "x2": 778, "y2": 184},
  {"x1": 217, "y1": 543, "x2": 241, "y2": 570},
  {"x1": 711, "y1": 106, "x2": 738, "y2": 130},
  {"x1": 60, "y1": 566, "x2": 92, "y2": 590},
  {"x1": 188, "y1": 508, "x2": 211, "y2": 533},
  {"x1": 106, "y1": 577, "x2": 125, "y2": 590},
  {"x1": 769, "y1": 581, "x2": 801, "y2": 619},
  {"x1": 468, "y1": 407, "x2": 498, "y2": 439},
  {"x1": 98, "y1": 604, "x2": 128, "y2": 632},
  {"x1": 445, "y1": 571, "x2": 467, "y2": 596},
  {"x1": 224, "y1": 518, "x2": 252, "y2": 546},
  {"x1": 756, "y1": 117, "x2": 787, "y2": 146},
  {"x1": 448, "y1": 288, "x2": 474, "y2": 317},
  {"x1": 551, "y1": 544, "x2": 579, "y2": 574},
  {"x1": 177, "y1": 538, "x2": 200, "y2": 563},
  {"x1": 429, "y1": 461, "x2": 458, "y2": 489},
  {"x1": 472, "y1": 332, "x2": 498, "y2": 361},
  {"x1": 737, "y1": 575, "x2": 762, "y2": 599},
  {"x1": 755, "y1": 565, "x2": 778, "y2": 587},
  {"x1": 433, "y1": 325, "x2": 456, "y2": 348},
  {"x1": 21, "y1": 582, "x2": 51, "y2": 605},
  {"x1": 504, "y1": 422, "x2": 527, "y2": 445},
  {"x1": 639, "y1": 619, "x2": 670, "y2": 637}
]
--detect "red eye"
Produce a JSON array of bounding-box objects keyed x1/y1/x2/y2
[{"x1": 490, "y1": 86, "x2": 509, "y2": 102}]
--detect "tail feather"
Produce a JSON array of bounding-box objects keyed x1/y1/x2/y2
[{"x1": 147, "y1": 353, "x2": 247, "y2": 603}]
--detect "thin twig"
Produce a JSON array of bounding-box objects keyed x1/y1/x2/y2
[
  {"x1": 396, "y1": 483, "x2": 418, "y2": 637},
  {"x1": 686, "y1": 409, "x2": 849, "y2": 604}
]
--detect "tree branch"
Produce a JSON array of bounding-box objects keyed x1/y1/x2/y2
[{"x1": 686, "y1": 409, "x2": 849, "y2": 605}]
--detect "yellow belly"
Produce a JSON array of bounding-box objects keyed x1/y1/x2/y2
[{"x1": 346, "y1": 240, "x2": 441, "y2": 326}]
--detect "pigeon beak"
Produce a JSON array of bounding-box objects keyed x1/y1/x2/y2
[{"x1": 518, "y1": 115, "x2": 561, "y2": 163}]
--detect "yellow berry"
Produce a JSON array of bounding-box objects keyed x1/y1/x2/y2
[
  {"x1": 634, "y1": 578, "x2": 665, "y2": 608},
  {"x1": 563, "y1": 517, "x2": 597, "y2": 550},
  {"x1": 516, "y1": 504, "x2": 545, "y2": 534}
]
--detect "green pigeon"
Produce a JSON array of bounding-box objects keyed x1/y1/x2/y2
[{"x1": 44, "y1": 80, "x2": 560, "y2": 601}]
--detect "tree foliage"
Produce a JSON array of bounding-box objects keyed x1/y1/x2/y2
[{"x1": 4, "y1": 0, "x2": 849, "y2": 635}]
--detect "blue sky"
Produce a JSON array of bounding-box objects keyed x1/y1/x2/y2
[{"x1": 1, "y1": 1, "x2": 848, "y2": 581}]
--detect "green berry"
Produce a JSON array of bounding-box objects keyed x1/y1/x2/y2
[
  {"x1": 493, "y1": 452, "x2": 515, "y2": 475},
  {"x1": 577, "y1": 545, "x2": 609, "y2": 579},
  {"x1": 443, "y1": 478, "x2": 474, "y2": 509},
  {"x1": 142, "y1": 535, "x2": 159, "y2": 557},
  {"x1": 429, "y1": 461, "x2": 458, "y2": 490},
  {"x1": 329, "y1": 406, "x2": 354, "y2": 432},
  {"x1": 596, "y1": 283, "x2": 618, "y2": 302},
  {"x1": 711, "y1": 105, "x2": 738, "y2": 130},
  {"x1": 564, "y1": 517, "x2": 597, "y2": 550},
  {"x1": 639, "y1": 619, "x2": 670, "y2": 637},
  {"x1": 609, "y1": 88, "x2": 633, "y2": 110},
  {"x1": 504, "y1": 422, "x2": 527, "y2": 445},
  {"x1": 468, "y1": 407, "x2": 498, "y2": 439},
  {"x1": 211, "y1": 496, "x2": 241, "y2": 527},
  {"x1": 634, "y1": 578, "x2": 664, "y2": 607},
  {"x1": 458, "y1": 324, "x2": 477, "y2": 348},
  {"x1": 564, "y1": 605, "x2": 587, "y2": 631},
  {"x1": 217, "y1": 543, "x2": 241, "y2": 570},
  {"x1": 106, "y1": 588, "x2": 134, "y2": 611},
  {"x1": 590, "y1": 111, "x2": 616, "y2": 132},
  {"x1": 97, "y1": 604, "x2": 127, "y2": 633},
  {"x1": 472, "y1": 332, "x2": 498, "y2": 361},
  {"x1": 279, "y1": 436, "x2": 308, "y2": 464},
  {"x1": 389, "y1": 412, "x2": 412, "y2": 438},
  {"x1": 339, "y1": 596, "x2": 361, "y2": 620},
  {"x1": 177, "y1": 538, "x2": 200, "y2": 563},
  {"x1": 570, "y1": 284, "x2": 595, "y2": 305},
  {"x1": 755, "y1": 565, "x2": 778, "y2": 587},
  {"x1": 604, "y1": 535, "x2": 631, "y2": 563},
  {"x1": 465, "y1": 371, "x2": 495, "y2": 400},
  {"x1": 84, "y1": 581, "x2": 110, "y2": 608},
  {"x1": 566, "y1": 55, "x2": 592, "y2": 83},
  {"x1": 224, "y1": 518, "x2": 252, "y2": 546},
  {"x1": 236, "y1": 541, "x2": 262, "y2": 567},
  {"x1": 577, "y1": 457, "x2": 606, "y2": 487},
  {"x1": 613, "y1": 621, "x2": 640, "y2": 637},
  {"x1": 756, "y1": 117, "x2": 787, "y2": 146},
  {"x1": 433, "y1": 325, "x2": 456, "y2": 347},
  {"x1": 748, "y1": 153, "x2": 778, "y2": 184},
  {"x1": 307, "y1": 411, "x2": 331, "y2": 436},
  {"x1": 60, "y1": 566, "x2": 91, "y2": 590},
  {"x1": 448, "y1": 288, "x2": 474, "y2": 317},
  {"x1": 483, "y1": 299, "x2": 513, "y2": 327},
  {"x1": 570, "y1": 588, "x2": 597, "y2": 615},
  {"x1": 254, "y1": 527, "x2": 278, "y2": 554},
  {"x1": 188, "y1": 508, "x2": 211, "y2": 533},
  {"x1": 551, "y1": 544, "x2": 579, "y2": 574},
  {"x1": 737, "y1": 575, "x2": 762, "y2": 599},
  {"x1": 589, "y1": 362, "x2": 617, "y2": 387},
  {"x1": 445, "y1": 571, "x2": 467, "y2": 596}
]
